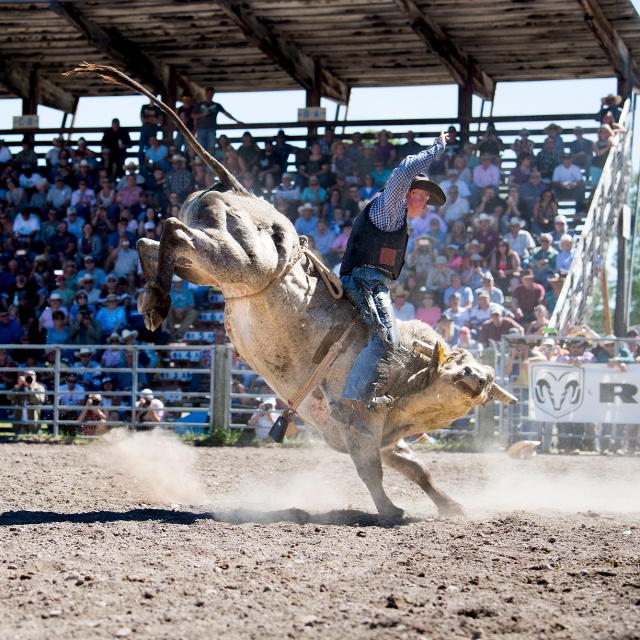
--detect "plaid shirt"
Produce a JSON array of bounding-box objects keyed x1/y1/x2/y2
[{"x1": 369, "y1": 139, "x2": 445, "y2": 232}]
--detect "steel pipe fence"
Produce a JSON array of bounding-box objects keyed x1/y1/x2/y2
[{"x1": 495, "y1": 335, "x2": 640, "y2": 454}]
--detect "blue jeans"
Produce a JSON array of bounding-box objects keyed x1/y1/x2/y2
[
  {"x1": 196, "y1": 128, "x2": 217, "y2": 155},
  {"x1": 340, "y1": 267, "x2": 400, "y2": 404}
]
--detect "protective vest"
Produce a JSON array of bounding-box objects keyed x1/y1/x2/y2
[{"x1": 340, "y1": 201, "x2": 408, "y2": 280}]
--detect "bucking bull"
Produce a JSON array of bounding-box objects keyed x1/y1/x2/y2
[{"x1": 67, "y1": 64, "x2": 516, "y2": 519}]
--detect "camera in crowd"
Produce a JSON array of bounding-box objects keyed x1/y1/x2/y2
[
  {"x1": 90, "y1": 397, "x2": 101, "y2": 406},
  {"x1": 25, "y1": 375, "x2": 33, "y2": 385}
]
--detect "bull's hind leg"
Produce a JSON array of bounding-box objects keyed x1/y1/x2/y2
[{"x1": 381, "y1": 441, "x2": 465, "y2": 517}]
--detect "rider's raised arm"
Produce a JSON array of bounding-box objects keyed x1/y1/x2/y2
[{"x1": 369, "y1": 137, "x2": 446, "y2": 232}]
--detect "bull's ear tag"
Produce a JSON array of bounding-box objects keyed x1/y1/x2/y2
[{"x1": 435, "y1": 342, "x2": 445, "y2": 364}]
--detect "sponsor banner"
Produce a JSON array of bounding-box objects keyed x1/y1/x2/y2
[
  {"x1": 529, "y1": 363, "x2": 640, "y2": 423},
  {"x1": 197, "y1": 311, "x2": 225, "y2": 323}
]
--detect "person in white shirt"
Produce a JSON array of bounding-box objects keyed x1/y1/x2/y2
[
  {"x1": 439, "y1": 168, "x2": 471, "y2": 201},
  {"x1": 445, "y1": 293, "x2": 470, "y2": 328},
  {"x1": 248, "y1": 399, "x2": 278, "y2": 440},
  {"x1": 135, "y1": 388, "x2": 165, "y2": 430},
  {"x1": 391, "y1": 287, "x2": 416, "y2": 321},
  {"x1": 439, "y1": 185, "x2": 470, "y2": 224},
  {"x1": 63, "y1": 207, "x2": 85, "y2": 240},
  {"x1": 12, "y1": 207, "x2": 41, "y2": 242},
  {"x1": 552, "y1": 154, "x2": 585, "y2": 213},
  {"x1": 504, "y1": 217, "x2": 536, "y2": 266}
]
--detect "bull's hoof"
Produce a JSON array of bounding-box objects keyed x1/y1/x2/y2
[
  {"x1": 144, "y1": 308, "x2": 167, "y2": 332},
  {"x1": 437, "y1": 501, "x2": 467, "y2": 519},
  {"x1": 378, "y1": 505, "x2": 405, "y2": 524},
  {"x1": 138, "y1": 286, "x2": 171, "y2": 331}
]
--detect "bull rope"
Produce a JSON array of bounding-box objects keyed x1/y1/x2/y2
[{"x1": 225, "y1": 236, "x2": 343, "y2": 302}]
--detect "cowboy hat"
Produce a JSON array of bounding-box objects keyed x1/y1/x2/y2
[
  {"x1": 507, "y1": 440, "x2": 541, "y2": 460},
  {"x1": 601, "y1": 93, "x2": 622, "y2": 105},
  {"x1": 476, "y1": 212, "x2": 495, "y2": 225},
  {"x1": 409, "y1": 174, "x2": 446, "y2": 207},
  {"x1": 120, "y1": 329, "x2": 139, "y2": 342},
  {"x1": 465, "y1": 239, "x2": 485, "y2": 254},
  {"x1": 107, "y1": 332, "x2": 121, "y2": 343},
  {"x1": 543, "y1": 123, "x2": 563, "y2": 134},
  {"x1": 74, "y1": 348, "x2": 94, "y2": 358},
  {"x1": 508, "y1": 216, "x2": 525, "y2": 227}
]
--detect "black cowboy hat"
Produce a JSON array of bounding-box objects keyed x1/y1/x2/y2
[{"x1": 409, "y1": 174, "x2": 447, "y2": 207}]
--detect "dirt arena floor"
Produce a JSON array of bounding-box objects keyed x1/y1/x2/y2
[{"x1": 1, "y1": 434, "x2": 639, "y2": 640}]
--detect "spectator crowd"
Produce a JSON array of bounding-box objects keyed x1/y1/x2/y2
[{"x1": 0, "y1": 90, "x2": 631, "y2": 436}]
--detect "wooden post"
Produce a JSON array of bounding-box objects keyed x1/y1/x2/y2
[
  {"x1": 305, "y1": 87, "x2": 321, "y2": 142},
  {"x1": 212, "y1": 345, "x2": 230, "y2": 434},
  {"x1": 601, "y1": 264, "x2": 612, "y2": 336},
  {"x1": 614, "y1": 215, "x2": 627, "y2": 336},
  {"x1": 458, "y1": 83, "x2": 472, "y2": 142}
]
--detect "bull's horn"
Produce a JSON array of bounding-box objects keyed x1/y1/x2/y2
[
  {"x1": 413, "y1": 339, "x2": 435, "y2": 357},
  {"x1": 489, "y1": 382, "x2": 518, "y2": 405}
]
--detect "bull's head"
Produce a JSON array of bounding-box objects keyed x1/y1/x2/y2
[{"x1": 413, "y1": 339, "x2": 516, "y2": 406}]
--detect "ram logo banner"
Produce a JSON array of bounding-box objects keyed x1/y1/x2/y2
[
  {"x1": 531, "y1": 366, "x2": 584, "y2": 418},
  {"x1": 528, "y1": 363, "x2": 640, "y2": 423}
]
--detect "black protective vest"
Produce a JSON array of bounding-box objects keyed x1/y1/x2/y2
[{"x1": 340, "y1": 201, "x2": 408, "y2": 280}]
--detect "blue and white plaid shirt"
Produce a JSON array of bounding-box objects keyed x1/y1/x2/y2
[{"x1": 368, "y1": 138, "x2": 445, "y2": 232}]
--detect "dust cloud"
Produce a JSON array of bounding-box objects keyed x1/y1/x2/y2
[
  {"x1": 458, "y1": 456, "x2": 640, "y2": 515},
  {"x1": 101, "y1": 428, "x2": 210, "y2": 505}
]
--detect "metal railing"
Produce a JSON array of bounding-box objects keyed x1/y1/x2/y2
[
  {"x1": 550, "y1": 100, "x2": 634, "y2": 334},
  {"x1": 0, "y1": 344, "x2": 215, "y2": 437}
]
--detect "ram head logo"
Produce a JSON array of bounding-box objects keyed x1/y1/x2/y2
[{"x1": 532, "y1": 367, "x2": 584, "y2": 418}]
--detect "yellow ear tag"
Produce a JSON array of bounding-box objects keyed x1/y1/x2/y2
[{"x1": 436, "y1": 342, "x2": 445, "y2": 364}]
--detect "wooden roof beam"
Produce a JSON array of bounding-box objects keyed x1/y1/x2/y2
[
  {"x1": 392, "y1": 0, "x2": 495, "y2": 101},
  {"x1": 575, "y1": 0, "x2": 640, "y2": 95},
  {"x1": 0, "y1": 60, "x2": 77, "y2": 114},
  {"x1": 213, "y1": 0, "x2": 350, "y2": 104},
  {"x1": 48, "y1": 1, "x2": 204, "y2": 99}
]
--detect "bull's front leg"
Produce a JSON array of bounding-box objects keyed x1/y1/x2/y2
[{"x1": 381, "y1": 441, "x2": 465, "y2": 517}]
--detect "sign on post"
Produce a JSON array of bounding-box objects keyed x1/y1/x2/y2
[
  {"x1": 528, "y1": 363, "x2": 640, "y2": 423},
  {"x1": 13, "y1": 115, "x2": 39, "y2": 129},
  {"x1": 297, "y1": 107, "x2": 326, "y2": 122}
]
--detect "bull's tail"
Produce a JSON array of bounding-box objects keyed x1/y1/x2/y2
[{"x1": 64, "y1": 63, "x2": 249, "y2": 196}]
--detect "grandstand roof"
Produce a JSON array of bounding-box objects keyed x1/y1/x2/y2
[{"x1": 1, "y1": 0, "x2": 640, "y2": 112}]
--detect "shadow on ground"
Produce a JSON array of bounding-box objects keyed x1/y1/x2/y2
[{"x1": 0, "y1": 508, "x2": 425, "y2": 528}]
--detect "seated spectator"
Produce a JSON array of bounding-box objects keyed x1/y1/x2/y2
[
  {"x1": 406, "y1": 236, "x2": 434, "y2": 283},
  {"x1": 444, "y1": 219, "x2": 468, "y2": 253},
  {"x1": 69, "y1": 307, "x2": 102, "y2": 346},
  {"x1": 299, "y1": 176, "x2": 327, "y2": 213},
  {"x1": 58, "y1": 373, "x2": 86, "y2": 435},
  {"x1": 8, "y1": 369, "x2": 46, "y2": 435},
  {"x1": 0, "y1": 308, "x2": 22, "y2": 344},
  {"x1": 391, "y1": 286, "x2": 415, "y2": 321},
  {"x1": 370, "y1": 160, "x2": 392, "y2": 189},
  {"x1": 511, "y1": 270, "x2": 546, "y2": 325},
  {"x1": 596, "y1": 93, "x2": 622, "y2": 124},
  {"x1": 527, "y1": 305, "x2": 551, "y2": 335},
  {"x1": 469, "y1": 291, "x2": 494, "y2": 330},
  {"x1": 435, "y1": 313, "x2": 458, "y2": 346},
  {"x1": 294, "y1": 202, "x2": 319, "y2": 236},
  {"x1": 143, "y1": 135, "x2": 169, "y2": 173},
  {"x1": 472, "y1": 153, "x2": 500, "y2": 201},
  {"x1": 471, "y1": 213, "x2": 498, "y2": 258},
  {"x1": 101, "y1": 333, "x2": 123, "y2": 368},
  {"x1": 544, "y1": 123, "x2": 565, "y2": 153},
  {"x1": 479, "y1": 305, "x2": 525, "y2": 346},
  {"x1": 255, "y1": 142, "x2": 282, "y2": 190},
  {"x1": 531, "y1": 189, "x2": 559, "y2": 237},
  {"x1": 7, "y1": 268, "x2": 39, "y2": 311},
  {"x1": 529, "y1": 233, "x2": 558, "y2": 287},
  {"x1": 5, "y1": 178, "x2": 27, "y2": 214},
  {"x1": 474, "y1": 184, "x2": 505, "y2": 219},
  {"x1": 47, "y1": 220, "x2": 77, "y2": 266},
  {"x1": 453, "y1": 326, "x2": 483, "y2": 359},
  {"x1": 556, "y1": 338, "x2": 596, "y2": 366},
  {"x1": 545, "y1": 273, "x2": 566, "y2": 314},
  {"x1": 398, "y1": 130, "x2": 422, "y2": 160},
  {"x1": 534, "y1": 137, "x2": 562, "y2": 183},
  {"x1": 274, "y1": 172, "x2": 302, "y2": 220},
  {"x1": 504, "y1": 217, "x2": 535, "y2": 267},
  {"x1": 488, "y1": 239, "x2": 520, "y2": 296},
  {"x1": 116, "y1": 174, "x2": 144, "y2": 212},
  {"x1": 73, "y1": 348, "x2": 102, "y2": 390},
  {"x1": 520, "y1": 171, "x2": 546, "y2": 220},
  {"x1": 107, "y1": 236, "x2": 139, "y2": 279},
  {"x1": 164, "y1": 275, "x2": 199, "y2": 342},
  {"x1": 95, "y1": 294, "x2": 126, "y2": 337},
  {"x1": 247, "y1": 399, "x2": 277, "y2": 440},
  {"x1": 474, "y1": 272, "x2": 504, "y2": 306},
  {"x1": 113, "y1": 349, "x2": 146, "y2": 392},
  {"x1": 135, "y1": 388, "x2": 165, "y2": 430},
  {"x1": 443, "y1": 273, "x2": 473, "y2": 310},
  {"x1": 512, "y1": 129, "x2": 535, "y2": 156},
  {"x1": 51, "y1": 274, "x2": 74, "y2": 307},
  {"x1": 166, "y1": 154, "x2": 192, "y2": 201},
  {"x1": 426, "y1": 217, "x2": 447, "y2": 255},
  {"x1": 508, "y1": 153, "x2": 534, "y2": 186},
  {"x1": 297, "y1": 142, "x2": 330, "y2": 189},
  {"x1": 552, "y1": 154, "x2": 585, "y2": 213},
  {"x1": 325, "y1": 219, "x2": 352, "y2": 268},
  {"x1": 359, "y1": 172, "x2": 378, "y2": 202},
  {"x1": 46, "y1": 175, "x2": 72, "y2": 212},
  {"x1": 374, "y1": 129, "x2": 396, "y2": 168},
  {"x1": 549, "y1": 215, "x2": 572, "y2": 249},
  {"x1": 425, "y1": 256, "x2": 455, "y2": 304},
  {"x1": 569, "y1": 126, "x2": 593, "y2": 171},
  {"x1": 12, "y1": 207, "x2": 41, "y2": 244},
  {"x1": 415, "y1": 290, "x2": 441, "y2": 328},
  {"x1": 445, "y1": 292, "x2": 470, "y2": 328},
  {"x1": 38, "y1": 292, "x2": 68, "y2": 333},
  {"x1": 69, "y1": 180, "x2": 96, "y2": 217},
  {"x1": 461, "y1": 253, "x2": 490, "y2": 291},
  {"x1": 309, "y1": 218, "x2": 336, "y2": 261},
  {"x1": 596, "y1": 335, "x2": 635, "y2": 371},
  {"x1": 439, "y1": 185, "x2": 469, "y2": 224},
  {"x1": 556, "y1": 234, "x2": 575, "y2": 276},
  {"x1": 78, "y1": 274, "x2": 102, "y2": 305}
]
